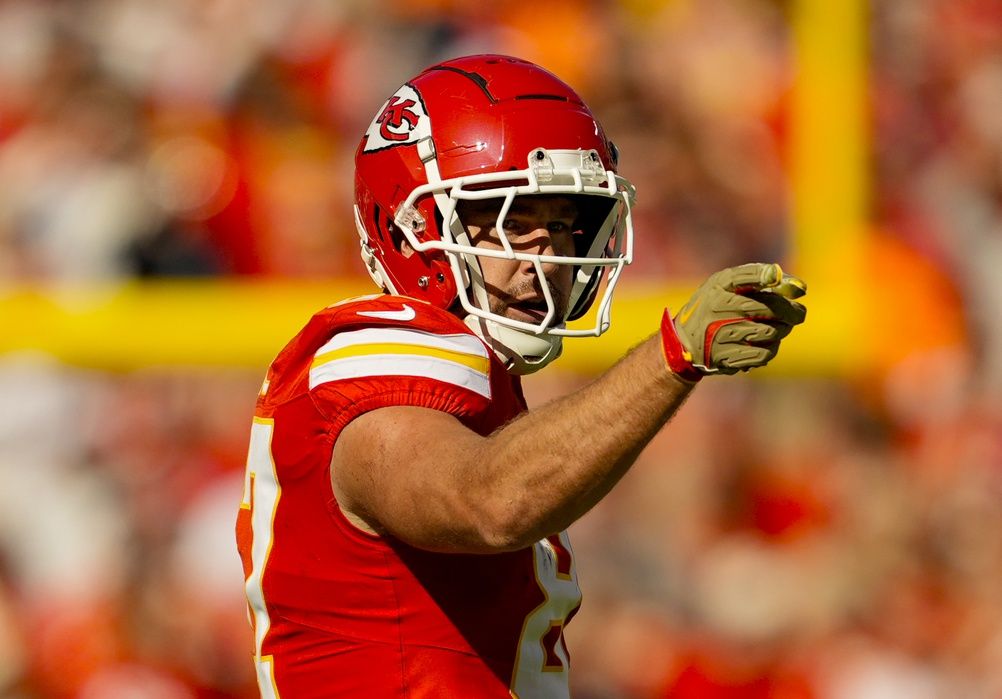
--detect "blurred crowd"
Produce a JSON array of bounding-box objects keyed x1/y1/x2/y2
[{"x1": 0, "y1": 0, "x2": 1000, "y2": 697}]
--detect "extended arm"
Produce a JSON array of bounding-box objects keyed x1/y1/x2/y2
[
  {"x1": 332, "y1": 334, "x2": 687, "y2": 554},
  {"x1": 331, "y1": 263, "x2": 806, "y2": 554}
]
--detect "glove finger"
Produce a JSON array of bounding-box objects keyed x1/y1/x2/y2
[
  {"x1": 774, "y1": 298, "x2": 806, "y2": 326},
  {"x1": 712, "y1": 320, "x2": 783, "y2": 345},
  {"x1": 741, "y1": 291, "x2": 807, "y2": 326},
  {"x1": 715, "y1": 263, "x2": 783, "y2": 293},
  {"x1": 768, "y1": 321, "x2": 795, "y2": 342},
  {"x1": 711, "y1": 292, "x2": 776, "y2": 316},
  {"x1": 772, "y1": 274, "x2": 807, "y2": 299},
  {"x1": 716, "y1": 344, "x2": 778, "y2": 371}
]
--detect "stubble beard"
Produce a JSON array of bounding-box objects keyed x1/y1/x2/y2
[{"x1": 490, "y1": 277, "x2": 569, "y2": 325}]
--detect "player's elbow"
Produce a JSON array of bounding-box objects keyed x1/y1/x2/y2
[
  {"x1": 410, "y1": 507, "x2": 534, "y2": 554},
  {"x1": 473, "y1": 497, "x2": 548, "y2": 553}
]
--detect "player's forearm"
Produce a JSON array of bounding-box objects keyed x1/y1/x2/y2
[{"x1": 472, "y1": 334, "x2": 694, "y2": 550}]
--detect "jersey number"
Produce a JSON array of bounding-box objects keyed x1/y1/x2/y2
[
  {"x1": 509, "y1": 532, "x2": 581, "y2": 698},
  {"x1": 237, "y1": 417, "x2": 282, "y2": 699}
]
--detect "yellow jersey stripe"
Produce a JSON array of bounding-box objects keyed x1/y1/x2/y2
[{"x1": 313, "y1": 342, "x2": 489, "y2": 374}]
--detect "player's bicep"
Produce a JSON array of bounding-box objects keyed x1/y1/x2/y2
[{"x1": 330, "y1": 405, "x2": 488, "y2": 551}]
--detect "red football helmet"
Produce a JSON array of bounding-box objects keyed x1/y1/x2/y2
[{"x1": 354, "y1": 54, "x2": 635, "y2": 374}]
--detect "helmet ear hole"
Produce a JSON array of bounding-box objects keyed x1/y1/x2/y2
[
  {"x1": 387, "y1": 220, "x2": 414, "y2": 256},
  {"x1": 374, "y1": 207, "x2": 409, "y2": 255}
]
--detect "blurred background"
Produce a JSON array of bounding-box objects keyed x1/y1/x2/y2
[{"x1": 0, "y1": 0, "x2": 999, "y2": 697}]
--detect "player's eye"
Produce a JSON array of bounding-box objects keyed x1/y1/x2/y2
[{"x1": 501, "y1": 218, "x2": 524, "y2": 233}]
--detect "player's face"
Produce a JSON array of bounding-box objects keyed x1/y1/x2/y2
[{"x1": 458, "y1": 196, "x2": 578, "y2": 326}]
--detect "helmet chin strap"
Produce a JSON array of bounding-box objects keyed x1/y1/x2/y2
[{"x1": 464, "y1": 314, "x2": 563, "y2": 375}]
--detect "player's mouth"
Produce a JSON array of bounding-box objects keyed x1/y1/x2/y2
[{"x1": 507, "y1": 297, "x2": 561, "y2": 325}]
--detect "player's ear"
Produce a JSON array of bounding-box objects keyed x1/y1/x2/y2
[
  {"x1": 398, "y1": 234, "x2": 415, "y2": 259},
  {"x1": 385, "y1": 218, "x2": 415, "y2": 258}
]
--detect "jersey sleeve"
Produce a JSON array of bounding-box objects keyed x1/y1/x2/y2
[{"x1": 307, "y1": 322, "x2": 494, "y2": 434}]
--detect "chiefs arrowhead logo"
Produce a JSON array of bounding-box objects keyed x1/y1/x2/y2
[
  {"x1": 363, "y1": 84, "x2": 430, "y2": 152},
  {"x1": 378, "y1": 97, "x2": 419, "y2": 141}
]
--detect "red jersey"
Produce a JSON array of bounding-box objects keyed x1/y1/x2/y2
[{"x1": 235, "y1": 295, "x2": 581, "y2": 698}]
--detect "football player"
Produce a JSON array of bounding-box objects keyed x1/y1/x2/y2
[{"x1": 236, "y1": 54, "x2": 806, "y2": 698}]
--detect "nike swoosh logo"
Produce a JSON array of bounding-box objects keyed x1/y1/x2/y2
[
  {"x1": 356, "y1": 304, "x2": 417, "y2": 321},
  {"x1": 677, "y1": 298, "x2": 699, "y2": 326}
]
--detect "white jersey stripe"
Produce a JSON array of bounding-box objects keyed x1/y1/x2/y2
[
  {"x1": 309, "y1": 354, "x2": 491, "y2": 398},
  {"x1": 315, "y1": 327, "x2": 489, "y2": 360}
]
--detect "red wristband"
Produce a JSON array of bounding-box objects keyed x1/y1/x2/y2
[{"x1": 659, "y1": 309, "x2": 703, "y2": 383}]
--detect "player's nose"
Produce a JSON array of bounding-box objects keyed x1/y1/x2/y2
[
  {"x1": 521, "y1": 250, "x2": 558, "y2": 282},
  {"x1": 518, "y1": 225, "x2": 565, "y2": 275}
]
